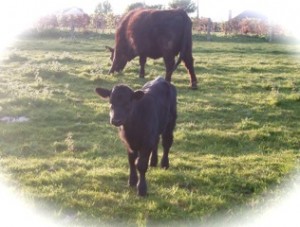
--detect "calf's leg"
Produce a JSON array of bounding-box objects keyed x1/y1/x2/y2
[
  {"x1": 161, "y1": 123, "x2": 175, "y2": 169},
  {"x1": 149, "y1": 137, "x2": 159, "y2": 167},
  {"x1": 128, "y1": 150, "x2": 138, "y2": 187},
  {"x1": 136, "y1": 151, "x2": 150, "y2": 196}
]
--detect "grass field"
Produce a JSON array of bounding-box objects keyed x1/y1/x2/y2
[{"x1": 0, "y1": 31, "x2": 300, "y2": 226}]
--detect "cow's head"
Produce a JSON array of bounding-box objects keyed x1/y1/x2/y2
[
  {"x1": 95, "y1": 85, "x2": 144, "y2": 126},
  {"x1": 108, "y1": 52, "x2": 128, "y2": 74},
  {"x1": 105, "y1": 46, "x2": 128, "y2": 74},
  {"x1": 105, "y1": 46, "x2": 127, "y2": 72}
]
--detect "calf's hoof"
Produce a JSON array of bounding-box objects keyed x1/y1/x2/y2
[
  {"x1": 161, "y1": 158, "x2": 169, "y2": 170},
  {"x1": 128, "y1": 175, "x2": 138, "y2": 187},
  {"x1": 138, "y1": 190, "x2": 147, "y2": 197},
  {"x1": 189, "y1": 81, "x2": 198, "y2": 90},
  {"x1": 137, "y1": 181, "x2": 147, "y2": 197},
  {"x1": 149, "y1": 156, "x2": 158, "y2": 167}
]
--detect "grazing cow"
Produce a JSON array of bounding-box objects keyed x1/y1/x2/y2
[
  {"x1": 95, "y1": 77, "x2": 177, "y2": 196},
  {"x1": 107, "y1": 8, "x2": 198, "y2": 89}
]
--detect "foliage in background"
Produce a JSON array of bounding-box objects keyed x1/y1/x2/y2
[
  {"x1": 32, "y1": 0, "x2": 289, "y2": 39},
  {"x1": 35, "y1": 13, "x2": 286, "y2": 39},
  {"x1": 94, "y1": 0, "x2": 112, "y2": 15},
  {"x1": 169, "y1": 0, "x2": 197, "y2": 14}
]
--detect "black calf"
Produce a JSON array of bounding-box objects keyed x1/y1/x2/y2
[{"x1": 95, "y1": 77, "x2": 177, "y2": 196}]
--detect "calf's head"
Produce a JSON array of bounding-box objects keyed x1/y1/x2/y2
[{"x1": 95, "y1": 85, "x2": 144, "y2": 126}]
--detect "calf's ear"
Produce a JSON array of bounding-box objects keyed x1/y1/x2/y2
[
  {"x1": 132, "y1": 90, "x2": 144, "y2": 100},
  {"x1": 95, "y1": 88, "x2": 111, "y2": 99}
]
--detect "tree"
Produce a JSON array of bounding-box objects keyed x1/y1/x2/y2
[
  {"x1": 94, "y1": 1, "x2": 113, "y2": 33},
  {"x1": 126, "y1": 2, "x2": 165, "y2": 12},
  {"x1": 36, "y1": 14, "x2": 58, "y2": 31},
  {"x1": 126, "y1": 2, "x2": 145, "y2": 12},
  {"x1": 90, "y1": 13, "x2": 105, "y2": 33},
  {"x1": 95, "y1": 0, "x2": 112, "y2": 14},
  {"x1": 95, "y1": 3, "x2": 103, "y2": 14},
  {"x1": 102, "y1": 0, "x2": 112, "y2": 14},
  {"x1": 168, "y1": 0, "x2": 197, "y2": 14},
  {"x1": 193, "y1": 17, "x2": 213, "y2": 41},
  {"x1": 147, "y1": 4, "x2": 164, "y2": 10},
  {"x1": 57, "y1": 8, "x2": 90, "y2": 38},
  {"x1": 105, "y1": 13, "x2": 117, "y2": 33}
]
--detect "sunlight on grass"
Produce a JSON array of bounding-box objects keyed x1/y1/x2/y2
[{"x1": 0, "y1": 32, "x2": 299, "y2": 226}]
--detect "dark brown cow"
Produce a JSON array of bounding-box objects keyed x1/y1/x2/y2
[
  {"x1": 95, "y1": 77, "x2": 177, "y2": 196},
  {"x1": 108, "y1": 9, "x2": 198, "y2": 89}
]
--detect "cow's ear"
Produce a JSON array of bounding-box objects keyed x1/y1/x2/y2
[
  {"x1": 105, "y1": 46, "x2": 114, "y2": 53},
  {"x1": 95, "y1": 88, "x2": 111, "y2": 99},
  {"x1": 132, "y1": 90, "x2": 144, "y2": 100}
]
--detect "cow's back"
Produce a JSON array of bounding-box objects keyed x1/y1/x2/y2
[{"x1": 121, "y1": 9, "x2": 190, "y2": 59}]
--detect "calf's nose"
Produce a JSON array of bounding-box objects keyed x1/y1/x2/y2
[{"x1": 110, "y1": 118, "x2": 123, "y2": 127}]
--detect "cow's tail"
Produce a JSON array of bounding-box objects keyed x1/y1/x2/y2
[{"x1": 173, "y1": 12, "x2": 192, "y2": 72}]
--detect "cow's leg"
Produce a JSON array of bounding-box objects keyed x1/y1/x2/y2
[
  {"x1": 182, "y1": 54, "x2": 198, "y2": 89},
  {"x1": 136, "y1": 151, "x2": 150, "y2": 196},
  {"x1": 128, "y1": 150, "x2": 138, "y2": 187},
  {"x1": 161, "y1": 122, "x2": 175, "y2": 169},
  {"x1": 139, "y1": 56, "x2": 147, "y2": 78},
  {"x1": 163, "y1": 56, "x2": 175, "y2": 82},
  {"x1": 150, "y1": 137, "x2": 159, "y2": 167}
]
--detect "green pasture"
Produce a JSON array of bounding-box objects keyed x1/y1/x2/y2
[{"x1": 0, "y1": 32, "x2": 299, "y2": 226}]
